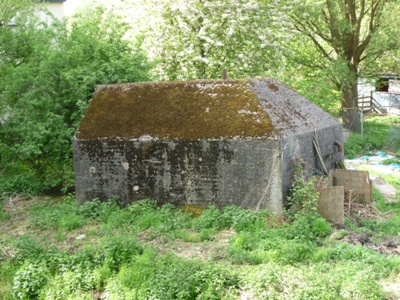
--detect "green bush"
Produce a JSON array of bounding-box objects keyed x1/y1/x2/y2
[
  {"x1": 381, "y1": 157, "x2": 400, "y2": 165},
  {"x1": 273, "y1": 240, "x2": 316, "y2": 264},
  {"x1": 41, "y1": 264, "x2": 99, "y2": 300},
  {"x1": 285, "y1": 213, "x2": 330, "y2": 240},
  {"x1": 12, "y1": 261, "x2": 49, "y2": 299},
  {"x1": 101, "y1": 234, "x2": 143, "y2": 271},
  {"x1": 10, "y1": 235, "x2": 58, "y2": 264},
  {"x1": 228, "y1": 232, "x2": 266, "y2": 265},
  {"x1": 287, "y1": 164, "x2": 319, "y2": 214},
  {"x1": 192, "y1": 205, "x2": 267, "y2": 235},
  {"x1": 105, "y1": 251, "x2": 239, "y2": 300},
  {"x1": 193, "y1": 205, "x2": 224, "y2": 231},
  {"x1": 371, "y1": 216, "x2": 400, "y2": 235},
  {"x1": 77, "y1": 198, "x2": 119, "y2": 223},
  {"x1": 0, "y1": 169, "x2": 43, "y2": 195},
  {"x1": 344, "y1": 133, "x2": 365, "y2": 158},
  {"x1": 148, "y1": 254, "x2": 239, "y2": 299},
  {"x1": 0, "y1": 5, "x2": 150, "y2": 195}
]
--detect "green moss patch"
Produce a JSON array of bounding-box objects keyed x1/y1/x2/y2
[{"x1": 76, "y1": 79, "x2": 273, "y2": 140}]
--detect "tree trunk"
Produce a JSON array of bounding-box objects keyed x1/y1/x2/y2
[{"x1": 341, "y1": 78, "x2": 361, "y2": 133}]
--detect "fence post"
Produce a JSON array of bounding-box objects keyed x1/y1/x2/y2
[
  {"x1": 360, "y1": 109, "x2": 364, "y2": 139},
  {"x1": 370, "y1": 90, "x2": 373, "y2": 108}
]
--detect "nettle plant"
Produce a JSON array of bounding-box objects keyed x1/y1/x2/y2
[{"x1": 287, "y1": 163, "x2": 320, "y2": 214}]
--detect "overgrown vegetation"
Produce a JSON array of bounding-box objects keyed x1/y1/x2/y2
[
  {"x1": 0, "y1": 5, "x2": 150, "y2": 195},
  {"x1": 345, "y1": 115, "x2": 400, "y2": 158},
  {"x1": 1, "y1": 1, "x2": 400, "y2": 299},
  {"x1": 1, "y1": 190, "x2": 399, "y2": 299}
]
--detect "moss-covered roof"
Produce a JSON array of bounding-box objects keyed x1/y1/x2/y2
[{"x1": 76, "y1": 79, "x2": 274, "y2": 140}]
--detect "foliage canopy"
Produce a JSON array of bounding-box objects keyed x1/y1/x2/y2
[
  {"x1": 146, "y1": 0, "x2": 279, "y2": 80},
  {"x1": 0, "y1": 5, "x2": 150, "y2": 194},
  {"x1": 265, "y1": 0, "x2": 400, "y2": 131}
]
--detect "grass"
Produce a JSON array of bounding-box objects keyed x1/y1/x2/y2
[
  {"x1": 344, "y1": 115, "x2": 400, "y2": 158},
  {"x1": 1, "y1": 192, "x2": 400, "y2": 299}
]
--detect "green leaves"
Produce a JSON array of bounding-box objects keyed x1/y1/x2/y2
[
  {"x1": 147, "y1": 0, "x2": 278, "y2": 80},
  {"x1": 0, "y1": 5, "x2": 150, "y2": 194}
]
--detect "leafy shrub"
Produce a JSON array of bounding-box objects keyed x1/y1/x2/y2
[
  {"x1": 106, "y1": 251, "x2": 239, "y2": 299},
  {"x1": 344, "y1": 133, "x2": 365, "y2": 158},
  {"x1": 274, "y1": 240, "x2": 316, "y2": 265},
  {"x1": 10, "y1": 235, "x2": 55, "y2": 264},
  {"x1": 228, "y1": 231, "x2": 270, "y2": 265},
  {"x1": 127, "y1": 199, "x2": 157, "y2": 216},
  {"x1": 192, "y1": 205, "x2": 224, "y2": 231},
  {"x1": 287, "y1": 164, "x2": 319, "y2": 214},
  {"x1": 157, "y1": 203, "x2": 192, "y2": 235},
  {"x1": 371, "y1": 216, "x2": 400, "y2": 235},
  {"x1": 381, "y1": 157, "x2": 400, "y2": 165},
  {"x1": 42, "y1": 267, "x2": 97, "y2": 299},
  {"x1": 126, "y1": 199, "x2": 162, "y2": 231},
  {"x1": 65, "y1": 246, "x2": 102, "y2": 272},
  {"x1": 311, "y1": 216, "x2": 332, "y2": 237},
  {"x1": 0, "y1": 5, "x2": 150, "y2": 194},
  {"x1": 148, "y1": 254, "x2": 239, "y2": 299},
  {"x1": 221, "y1": 206, "x2": 267, "y2": 232},
  {"x1": 12, "y1": 261, "x2": 49, "y2": 299},
  {"x1": 0, "y1": 170, "x2": 43, "y2": 195},
  {"x1": 228, "y1": 233, "x2": 265, "y2": 265},
  {"x1": 78, "y1": 198, "x2": 119, "y2": 223},
  {"x1": 101, "y1": 234, "x2": 143, "y2": 271},
  {"x1": 286, "y1": 213, "x2": 331, "y2": 240},
  {"x1": 192, "y1": 205, "x2": 267, "y2": 234}
]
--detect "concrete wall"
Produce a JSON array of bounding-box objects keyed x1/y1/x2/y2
[
  {"x1": 373, "y1": 92, "x2": 400, "y2": 114},
  {"x1": 37, "y1": 3, "x2": 65, "y2": 23},
  {"x1": 73, "y1": 138, "x2": 283, "y2": 211},
  {"x1": 280, "y1": 125, "x2": 344, "y2": 201}
]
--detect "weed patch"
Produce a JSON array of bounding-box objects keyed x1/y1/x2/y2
[{"x1": 0, "y1": 195, "x2": 399, "y2": 298}]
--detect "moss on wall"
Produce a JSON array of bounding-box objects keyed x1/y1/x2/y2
[{"x1": 76, "y1": 79, "x2": 273, "y2": 140}]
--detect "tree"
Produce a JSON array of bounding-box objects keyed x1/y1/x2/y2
[
  {"x1": 267, "y1": 0, "x2": 400, "y2": 132},
  {"x1": 0, "y1": 5, "x2": 150, "y2": 194},
  {"x1": 0, "y1": 0, "x2": 33, "y2": 27},
  {"x1": 144, "y1": 0, "x2": 279, "y2": 80}
]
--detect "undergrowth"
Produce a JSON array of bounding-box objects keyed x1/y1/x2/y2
[
  {"x1": 345, "y1": 115, "x2": 400, "y2": 158},
  {"x1": 0, "y1": 190, "x2": 399, "y2": 299}
]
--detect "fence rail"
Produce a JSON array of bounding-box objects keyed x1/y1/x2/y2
[{"x1": 358, "y1": 92, "x2": 383, "y2": 114}]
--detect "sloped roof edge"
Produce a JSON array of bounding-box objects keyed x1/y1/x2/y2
[{"x1": 75, "y1": 78, "x2": 340, "y2": 141}]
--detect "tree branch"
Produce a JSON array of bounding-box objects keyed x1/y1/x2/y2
[{"x1": 290, "y1": 18, "x2": 333, "y2": 61}]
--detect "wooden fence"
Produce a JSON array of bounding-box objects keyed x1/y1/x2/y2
[{"x1": 358, "y1": 92, "x2": 383, "y2": 113}]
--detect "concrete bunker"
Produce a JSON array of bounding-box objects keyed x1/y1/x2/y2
[{"x1": 73, "y1": 78, "x2": 343, "y2": 212}]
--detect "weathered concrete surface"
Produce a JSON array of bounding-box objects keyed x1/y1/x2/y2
[
  {"x1": 74, "y1": 139, "x2": 282, "y2": 211},
  {"x1": 73, "y1": 78, "x2": 343, "y2": 212}
]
